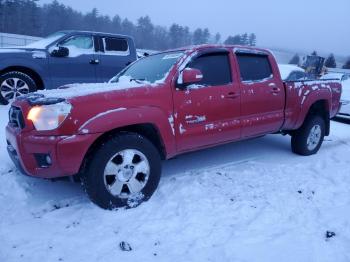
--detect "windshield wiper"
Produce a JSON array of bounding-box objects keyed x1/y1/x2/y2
[{"x1": 129, "y1": 78, "x2": 146, "y2": 84}]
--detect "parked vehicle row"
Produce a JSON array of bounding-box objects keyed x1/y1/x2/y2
[
  {"x1": 0, "y1": 30, "x2": 137, "y2": 104},
  {"x1": 6, "y1": 44, "x2": 342, "y2": 209}
]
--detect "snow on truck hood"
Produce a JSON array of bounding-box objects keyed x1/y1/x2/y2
[{"x1": 36, "y1": 76, "x2": 153, "y2": 99}]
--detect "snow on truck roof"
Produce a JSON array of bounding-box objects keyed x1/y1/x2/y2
[{"x1": 164, "y1": 44, "x2": 273, "y2": 55}]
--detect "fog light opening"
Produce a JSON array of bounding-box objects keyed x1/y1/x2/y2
[
  {"x1": 34, "y1": 153, "x2": 52, "y2": 168},
  {"x1": 46, "y1": 155, "x2": 52, "y2": 165}
]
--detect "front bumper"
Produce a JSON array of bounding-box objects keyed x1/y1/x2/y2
[{"x1": 6, "y1": 125, "x2": 100, "y2": 179}]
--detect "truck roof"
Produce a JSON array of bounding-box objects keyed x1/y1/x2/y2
[
  {"x1": 58, "y1": 30, "x2": 134, "y2": 40},
  {"x1": 165, "y1": 44, "x2": 273, "y2": 56}
]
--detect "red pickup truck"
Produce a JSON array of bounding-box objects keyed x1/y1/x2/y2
[{"x1": 6, "y1": 45, "x2": 342, "y2": 209}]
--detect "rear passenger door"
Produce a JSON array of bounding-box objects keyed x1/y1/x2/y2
[
  {"x1": 173, "y1": 51, "x2": 241, "y2": 152},
  {"x1": 95, "y1": 36, "x2": 136, "y2": 82},
  {"x1": 235, "y1": 51, "x2": 285, "y2": 137}
]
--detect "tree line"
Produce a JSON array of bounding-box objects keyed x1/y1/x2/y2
[
  {"x1": 289, "y1": 52, "x2": 350, "y2": 69},
  {"x1": 0, "y1": 0, "x2": 257, "y2": 50}
]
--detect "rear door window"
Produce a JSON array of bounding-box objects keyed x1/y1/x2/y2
[
  {"x1": 236, "y1": 54, "x2": 273, "y2": 82},
  {"x1": 103, "y1": 37, "x2": 129, "y2": 55},
  {"x1": 187, "y1": 53, "x2": 232, "y2": 86}
]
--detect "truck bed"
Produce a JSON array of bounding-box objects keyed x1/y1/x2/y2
[{"x1": 283, "y1": 79, "x2": 342, "y2": 130}]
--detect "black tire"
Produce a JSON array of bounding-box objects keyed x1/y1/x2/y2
[
  {"x1": 291, "y1": 115, "x2": 325, "y2": 156},
  {"x1": 82, "y1": 132, "x2": 161, "y2": 210},
  {"x1": 0, "y1": 71, "x2": 37, "y2": 105}
]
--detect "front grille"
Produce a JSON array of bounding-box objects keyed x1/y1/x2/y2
[{"x1": 8, "y1": 106, "x2": 25, "y2": 129}]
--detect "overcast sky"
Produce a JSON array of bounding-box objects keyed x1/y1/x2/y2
[{"x1": 40, "y1": 0, "x2": 349, "y2": 56}]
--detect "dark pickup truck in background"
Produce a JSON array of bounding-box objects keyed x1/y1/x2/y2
[{"x1": 0, "y1": 30, "x2": 137, "y2": 104}]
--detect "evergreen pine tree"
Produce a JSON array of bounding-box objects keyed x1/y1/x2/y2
[
  {"x1": 241, "y1": 33, "x2": 248, "y2": 45},
  {"x1": 0, "y1": 1, "x2": 258, "y2": 51},
  {"x1": 192, "y1": 28, "x2": 203, "y2": 45},
  {"x1": 214, "y1": 33, "x2": 221, "y2": 44},
  {"x1": 224, "y1": 35, "x2": 243, "y2": 45},
  {"x1": 324, "y1": 54, "x2": 337, "y2": 68},
  {"x1": 343, "y1": 58, "x2": 350, "y2": 69},
  {"x1": 136, "y1": 16, "x2": 154, "y2": 49},
  {"x1": 289, "y1": 54, "x2": 300, "y2": 65},
  {"x1": 202, "y1": 28, "x2": 210, "y2": 44},
  {"x1": 248, "y1": 33, "x2": 256, "y2": 46}
]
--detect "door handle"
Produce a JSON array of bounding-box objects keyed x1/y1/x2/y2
[
  {"x1": 89, "y1": 59, "x2": 100, "y2": 65},
  {"x1": 225, "y1": 92, "x2": 240, "y2": 99},
  {"x1": 270, "y1": 87, "x2": 281, "y2": 93}
]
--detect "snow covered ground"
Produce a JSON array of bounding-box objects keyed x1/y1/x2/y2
[{"x1": 1, "y1": 105, "x2": 350, "y2": 262}]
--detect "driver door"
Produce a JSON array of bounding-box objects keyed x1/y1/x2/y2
[
  {"x1": 48, "y1": 34, "x2": 98, "y2": 88},
  {"x1": 173, "y1": 51, "x2": 241, "y2": 152}
]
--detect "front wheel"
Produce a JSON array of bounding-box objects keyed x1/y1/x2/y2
[
  {"x1": 82, "y1": 132, "x2": 161, "y2": 210},
  {"x1": 291, "y1": 115, "x2": 325, "y2": 156}
]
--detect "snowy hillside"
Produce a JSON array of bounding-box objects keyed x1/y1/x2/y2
[{"x1": 1, "y1": 105, "x2": 350, "y2": 262}]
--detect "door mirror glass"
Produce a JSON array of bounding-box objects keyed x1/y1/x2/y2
[
  {"x1": 51, "y1": 46, "x2": 69, "y2": 58},
  {"x1": 182, "y1": 68, "x2": 204, "y2": 85}
]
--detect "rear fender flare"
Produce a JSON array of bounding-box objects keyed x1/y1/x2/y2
[{"x1": 295, "y1": 90, "x2": 331, "y2": 130}]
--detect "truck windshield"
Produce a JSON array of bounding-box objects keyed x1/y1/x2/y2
[
  {"x1": 111, "y1": 52, "x2": 184, "y2": 84},
  {"x1": 25, "y1": 32, "x2": 66, "y2": 49}
]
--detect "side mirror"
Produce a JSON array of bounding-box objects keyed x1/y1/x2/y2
[
  {"x1": 51, "y1": 46, "x2": 69, "y2": 58},
  {"x1": 182, "y1": 68, "x2": 203, "y2": 85}
]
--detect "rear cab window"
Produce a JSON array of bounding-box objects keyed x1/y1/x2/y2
[
  {"x1": 236, "y1": 53, "x2": 273, "y2": 82},
  {"x1": 102, "y1": 37, "x2": 130, "y2": 55},
  {"x1": 186, "y1": 52, "x2": 232, "y2": 86}
]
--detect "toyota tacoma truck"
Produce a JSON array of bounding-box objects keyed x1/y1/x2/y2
[
  {"x1": 5, "y1": 45, "x2": 342, "y2": 209},
  {"x1": 0, "y1": 30, "x2": 137, "y2": 105}
]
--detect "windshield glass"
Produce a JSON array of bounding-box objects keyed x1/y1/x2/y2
[
  {"x1": 25, "y1": 32, "x2": 66, "y2": 49},
  {"x1": 111, "y1": 51, "x2": 184, "y2": 84}
]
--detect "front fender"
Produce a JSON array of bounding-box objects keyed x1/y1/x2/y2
[
  {"x1": 0, "y1": 56, "x2": 50, "y2": 88},
  {"x1": 77, "y1": 106, "x2": 177, "y2": 158}
]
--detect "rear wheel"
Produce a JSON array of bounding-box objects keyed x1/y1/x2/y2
[
  {"x1": 0, "y1": 71, "x2": 37, "y2": 105},
  {"x1": 82, "y1": 132, "x2": 161, "y2": 209},
  {"x1": 291, "y1": 115, "x2": 325, "y2": 156}
]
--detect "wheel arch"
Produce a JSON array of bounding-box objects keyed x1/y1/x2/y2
[
  {"x1": 301, "y1": 99, "x2": 330, "y2": 136},
  {"x1": 78, "y1": 123, "x2": 167, "y2": 177},
  {"x1": 0, "y1": 66, "x2": 45, "y2": 90}
]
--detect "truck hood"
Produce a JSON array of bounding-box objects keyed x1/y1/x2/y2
[
  {"x1": 0, "y1": 47, "x2": 47, "y2": 60},
  {"x1": 16, "y1": 76, "x2": 160, "y2": 106},
  {"x1": 0, "y1": 47, "x2": 46, "y2": 53}
]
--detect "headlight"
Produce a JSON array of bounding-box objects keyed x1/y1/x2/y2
[{"x1": 27, "y1": 102, "x2": 72, "y2": 131}]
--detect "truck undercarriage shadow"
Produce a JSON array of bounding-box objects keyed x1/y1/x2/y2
[{"x1": 163, "y1": 135, "x2": 291, "y2": 178}]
